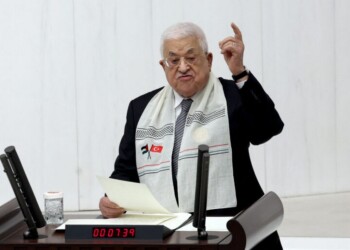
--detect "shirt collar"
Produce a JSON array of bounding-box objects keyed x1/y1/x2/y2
[
  {"x1": 173, "y1": 90, "x2": 183, "y2": 110},
  {"x1": 173, "y1": 90, "x2": 200, "y2": 110}
]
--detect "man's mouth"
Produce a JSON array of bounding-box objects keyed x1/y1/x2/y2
[{"x1": 177, "y1": 74, "x2": 193, "y2": 81}]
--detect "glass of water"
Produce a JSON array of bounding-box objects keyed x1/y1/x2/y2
[{"x1": 44, "y1": 192, "x2": 64, "y2": 224}]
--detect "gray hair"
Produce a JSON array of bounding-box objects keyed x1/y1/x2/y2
[{"x1": 160, "y1": 22, "x2": 208, "y2": 57}]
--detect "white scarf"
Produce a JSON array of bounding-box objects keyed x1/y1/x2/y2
[{"x1": 135, "y1": 73, "x2": 237, "y2": 212}]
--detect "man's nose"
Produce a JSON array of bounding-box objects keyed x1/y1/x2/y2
[{"x1": 178, "y1": 58, "x2": 189, "y2": 72}]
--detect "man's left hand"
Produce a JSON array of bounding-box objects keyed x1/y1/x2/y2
[{"x1": 219, "y1": 22, "x2": 245, "y2": 75}]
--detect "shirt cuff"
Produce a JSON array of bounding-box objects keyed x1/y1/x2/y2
[
  {"x1": 234, "y1": 66, "x2": 249, "y2": 89},
  {"x1": 235, "y1": 80, "x2": 246, "y2": 89}
]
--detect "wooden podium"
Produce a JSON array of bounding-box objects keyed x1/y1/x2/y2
[{"x1": 0, "y1": 192, "x2": 283, "y2": 250}]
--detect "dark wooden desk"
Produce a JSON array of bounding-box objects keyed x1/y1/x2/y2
[
  {"x1": 0, "y1": 200, "x2": 234, "y2": 250},
  {"x1": 1, "y1": 192, "x2": 284, "y2": 250},
  {"x1": 1, "y1": 223, "x2": 232, "y2": 250}
]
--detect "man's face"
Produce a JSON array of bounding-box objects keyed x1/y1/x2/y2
[{"x1": 160, "y1": 36, "x2": 213, "y2": 98}]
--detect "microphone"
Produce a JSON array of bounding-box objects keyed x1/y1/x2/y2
[
  {"x1": 1, "y1": 146, "x2": 46, "y2": 239},
  {"x1": 192, "y1": 144, "x2": 210, "y2": 239}
]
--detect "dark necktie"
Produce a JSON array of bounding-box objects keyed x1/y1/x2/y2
[{"x1": 172, "y1": 99, "x2": 193, "y2": 178}]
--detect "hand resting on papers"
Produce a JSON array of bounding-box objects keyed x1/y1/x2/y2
[{"x1": 99, "y1": 196, "x2": 125, "y2": 218}]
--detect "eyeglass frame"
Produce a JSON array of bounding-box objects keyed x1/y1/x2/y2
[{"x1": 162, "y1": 52, "x2": 208, "y2": 69}]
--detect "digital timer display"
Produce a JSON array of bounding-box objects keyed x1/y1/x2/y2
[
  {"x1": 65, "y1": 224, "x2": 166, "y2": 240},
  {"x1": 92, "y1": 227, "x2": 136, "y2": 238}
]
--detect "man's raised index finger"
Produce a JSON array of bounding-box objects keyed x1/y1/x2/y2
[{"x1": 231, "y1": 22, "x2": 242, "y2": 41}]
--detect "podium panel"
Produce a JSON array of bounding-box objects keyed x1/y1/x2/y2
[
  {"x1": 1, "y1": 224, "x2": 231, "y2": 250},
  {"x1": 1, "y1": 192, "x2": 284, "y2": 250},
  {"x1": 0, "y1": 200, "x2": 230, "y2": 250}
]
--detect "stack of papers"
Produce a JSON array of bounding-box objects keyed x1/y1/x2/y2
[
  {"x1": 57, "y1": 176, "x2": 192, "y2": 230},
  {"x1": 57, "y1": 212, "x2": 191, "y2": 231}
]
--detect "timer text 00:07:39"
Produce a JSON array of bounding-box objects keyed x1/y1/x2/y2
[{"x1": 92, "y1": 227, "x2": 136, "y2": 238}]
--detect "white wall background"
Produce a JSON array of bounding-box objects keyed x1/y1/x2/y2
[{"x1": 0, "y1": 0, "x2": 349, "y2": 211}]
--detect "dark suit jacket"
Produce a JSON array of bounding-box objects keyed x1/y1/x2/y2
[{"x1": 110, "y1": 72, "x2": 284, "y2": 249}]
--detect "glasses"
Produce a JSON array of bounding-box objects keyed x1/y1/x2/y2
[{"x1": 163, "y1": 54, "x2": 205, "y2": 69}]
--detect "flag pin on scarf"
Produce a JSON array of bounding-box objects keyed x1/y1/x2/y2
[{"x1": 141, "y1": 144, "x2": 163, "y2": 159}]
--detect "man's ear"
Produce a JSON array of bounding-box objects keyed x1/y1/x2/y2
[
  {"x1": 159, "y1": 60, "x2": 166, "y2": 71},
  {"x1": 207, "y1": 52, "x2": 213, "y2": 69}
]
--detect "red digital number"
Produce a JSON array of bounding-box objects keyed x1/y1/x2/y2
[
  {"x1": 107, "y1": 228, "x2": 114, "y2": 238},
  {"x1": 129, "y1": 228, "x2": 135, "y2": 237},
  {"x1": 92, "y1": 228, "x2": 99, "y2": 238},
  {"x1": 122, "y1": 228, "x2": 128, "y2": 238},
  {"x1": 100, "y1": 228, "x2": 106, "y2": 237}
]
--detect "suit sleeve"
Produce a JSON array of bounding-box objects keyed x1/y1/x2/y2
[
  {"x1": 237, "y1": 72, "x2": 284, "y2": 145},
  {"x1": 109, "y1": 101, "x2": 140, "y2": 182}
]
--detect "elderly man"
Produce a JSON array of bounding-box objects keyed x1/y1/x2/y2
[{"x1": 99, "y1": 22, "x2": 284, "y2": 249}]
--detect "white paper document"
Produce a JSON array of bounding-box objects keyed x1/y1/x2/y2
[
  {"x1": 97, "y1": 176, "x2": 170, "y2": 214},
  {"x1": 56, "y1": 176, "x2": 192, "y2": 231}
]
